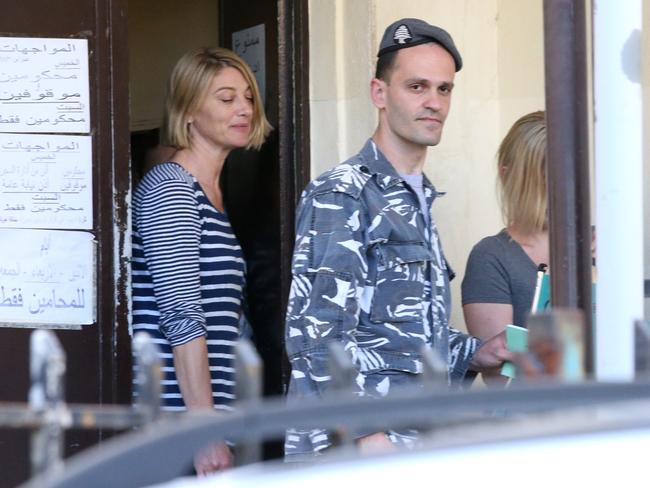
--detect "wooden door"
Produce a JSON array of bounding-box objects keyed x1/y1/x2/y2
[{"x1": 0, "y1": 1, "x2": 130, "y2": 486}]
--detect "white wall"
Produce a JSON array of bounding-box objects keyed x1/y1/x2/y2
[
  {"x1": 643, "y1": 3, "x2": 650, "y2": 318},
  {"x1": 308, "y1": 0, "x2": 546, "y2": 330}
]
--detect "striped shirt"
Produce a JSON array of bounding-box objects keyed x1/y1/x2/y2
[{"x1": 131, "y1": 162, "x2": 244, "y2": 411}]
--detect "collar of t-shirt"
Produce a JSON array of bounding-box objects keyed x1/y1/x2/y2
[{"x1": 399, "y1": 172, "x2": 430, "y2": 225}]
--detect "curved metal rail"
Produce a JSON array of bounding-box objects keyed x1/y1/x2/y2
[{"x1": 21, "y1": 379, "x2": 650, "y2": 488}]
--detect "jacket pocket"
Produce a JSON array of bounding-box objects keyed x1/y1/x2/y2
[
  {"x1": 361, "y1": 351, "x2": 423, "y2": 396},
  {"x1": 370, "y1": 242, "x2": 431, "y2": 323}
]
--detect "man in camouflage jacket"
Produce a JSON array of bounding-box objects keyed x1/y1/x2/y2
[{"x1": 285, "y1": 18, "x2": 512, "y2": 460}]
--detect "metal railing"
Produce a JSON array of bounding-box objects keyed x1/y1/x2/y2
[
  {"x1": 0, "y1": 330, "x2": 162, "y2": 479},
  {"x1": 20, "y1": 375, "x2": 650, "y2": 488},
  {"x1": 3, "y1": 312, "x2": 650, "y2": 488}
]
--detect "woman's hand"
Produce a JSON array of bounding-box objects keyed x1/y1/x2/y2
[
  {"x1": 356, "y1": 432, "x2": 396, "y2": 456},
  {"x1": 194, "y1": 441, "x2": 233, "y2": 476}
]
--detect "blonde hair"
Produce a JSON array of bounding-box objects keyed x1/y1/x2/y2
[
  {"x1": 162, "y1": 47, "x2": 271, "y2": 150},
  {"x1": 498, "y1": 111, "x2": 547, "y2": 235}
]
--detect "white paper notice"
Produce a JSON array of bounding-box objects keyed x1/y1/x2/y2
[
  {"x1": 0, "y1": 37, "x2": 90, "y2": 134},
  {"x1": 0, "y1": 133, "x2": 92, "y2": 229},
  {"x1": 232, "y1": 24, "x2": 266, "y2": 103},
  {"x1": 0, "y1": 229, "x2": 95, "y2": 327}
]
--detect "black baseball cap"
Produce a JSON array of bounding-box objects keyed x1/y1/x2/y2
[{"x1": 377, "y1": 18, "x2": 463, "y2": 72}]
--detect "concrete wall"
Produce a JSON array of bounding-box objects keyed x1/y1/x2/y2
[
  {"x1": 308, "y1": 0, "x2": 377, "y2": 172},
  {"x1": 308, "y1": 0, "x2": 546, "y2": 330}
]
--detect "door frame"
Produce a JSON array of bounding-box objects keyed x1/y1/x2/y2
[{"x1": 277, "y1": 0, "x2": 311, "y2": 313}]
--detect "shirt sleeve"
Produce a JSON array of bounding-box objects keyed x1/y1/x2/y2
[
  {"x1": 135, "y1": 179, "x2": 207, "y2": 347},
  {"x1": 461, "y1": 241, "x2": 512, "y2": 305},
  {"x1": 285, "y1": 190, "x2": 368, "y2": 401},
  {"x1": 448, "y1": 328, "x2": 481, "y2": 386}
]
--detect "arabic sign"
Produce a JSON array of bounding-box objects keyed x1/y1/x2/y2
[
  {"x1": 0, "y1": 37, "x2": 90, "y2": 133},
  {"x1": 0, "y1": 229, "x2": 95, "y2": 327},
  {"x1": 232, "y1": 24, "x2": 266, "y2": 103},
  {"x1": 0, "y1": 133, "x2": 92, "y2": 229}
]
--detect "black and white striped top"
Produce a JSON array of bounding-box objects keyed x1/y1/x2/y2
[{"x1": 131, "y1": 162, "x2": 244, "y2": 411}]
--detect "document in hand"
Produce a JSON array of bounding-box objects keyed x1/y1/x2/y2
[{"x1": 501, "y1": 324, "x2": 528, "y2": 378}]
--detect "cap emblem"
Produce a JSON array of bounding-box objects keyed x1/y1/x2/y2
[{"x1": 393, "y1": 24, "x2": 412, "y2": 45}]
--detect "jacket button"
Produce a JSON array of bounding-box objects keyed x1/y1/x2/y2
[{"x1": 359, "y1": 165, "x2": 369, "y2": 174}]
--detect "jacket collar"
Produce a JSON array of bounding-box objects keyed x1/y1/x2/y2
[{"x1": 357, "y1": 139, "x2": 444, "y2": 197}]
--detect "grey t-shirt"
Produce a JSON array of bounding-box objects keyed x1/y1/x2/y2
[
  {"x1": 400, "y1": 173, "x2": 429, "y2": 226},
  {"x1": 461, "y1": 229, "x2": 537, "y2": 327}
]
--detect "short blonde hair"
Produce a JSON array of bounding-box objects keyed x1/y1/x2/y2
[
  {"x1": 162, "y1": 47, "x2": 271, "y2": 150},
  {"x1": 498, "y1": 111, "x2": 547, "y2": 235}
]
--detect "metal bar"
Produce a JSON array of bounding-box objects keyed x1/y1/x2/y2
[
  {"x1": 234, "y1": 339, "x2": 264, "y2": 403},
  {"x1": 543, "y1": 0, "x2": 593, "y2": 374},
  {"x1": 420, "y1": 346, "x2": 448, "y2": 389},
  {"x1": 29, "y1": 330, "x2": 67, "y2": 477},
  {"x1": 0, "y1": 404, "x2": 145, "y2": 431},
  {"x1": 328, "y1": 342, "x2": 355, "y2": 394},
  {"x1": 132, "y1": 333, "x2": 162, "y2": 424},
  {"x1": 0, "y1": 404, "x2": 43, "y2": 429},
  {"x1": 69, "y1": 405, "x2": 146, "y2": 430},
  {"x1": 527, "y1": 309, "x2": 586, "y2": 381},
  {"x1": 327, "y1": 342, "x2": 355, "y2": 447},
  {"x1": 234, "y1": 339, "x2": 263, "y2": 466},
  {"x1": 635, "y1": 320, "x2": 650, "y2": 378}
]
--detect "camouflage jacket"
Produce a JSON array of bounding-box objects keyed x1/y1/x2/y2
[{"x1": 284, "y1": 139, "x2": 480, "y2": 459}]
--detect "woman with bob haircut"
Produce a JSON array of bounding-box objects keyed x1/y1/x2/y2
[
  {"x1": 461, "y1": 111, "x2": 547, "y2": 383},
  {"x1": 131, "y1": 47, "x2": 271, "y2": 474}
]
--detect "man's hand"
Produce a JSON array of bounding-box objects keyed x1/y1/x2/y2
[
  {"x1": 469, "y1": 330, "x2": 515, "y2": 373},
  {"x1": 356, "y1": 432, "x2": 396, "y2": 456},
  {"x1": 194, "y1": 441, "x2": 233, "y2": 477}
]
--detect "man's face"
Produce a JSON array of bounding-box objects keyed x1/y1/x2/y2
[{"x1": 373, "y1": 43, "x2": 456, "y2": 147}]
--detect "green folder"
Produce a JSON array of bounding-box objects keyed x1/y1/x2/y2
[
  {"x1": 501, "y1": 324, "x2": 528, "y2": 378},
  {"x1": 535, "y1": 274, "x2": 551, "y2": 312}
]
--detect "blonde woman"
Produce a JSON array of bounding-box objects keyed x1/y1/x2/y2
[
  {"x1": 461, "y1": 111, "x2": 547, "y2": 365},
  {"x1": 132, "y1": 47, "x2": 271, "y2": 474}
]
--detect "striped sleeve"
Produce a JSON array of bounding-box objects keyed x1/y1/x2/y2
[{"x1": 135, "y1": 178, "x2": 207, "y2": 347}]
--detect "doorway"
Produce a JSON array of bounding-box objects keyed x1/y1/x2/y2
[{"x1": 128, "y1": 0, "x2": 310, "y2": 419}]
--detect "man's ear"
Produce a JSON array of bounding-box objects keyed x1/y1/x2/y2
[{"x1": 370, "y1": 78, "x2": 387, "y2": 109}]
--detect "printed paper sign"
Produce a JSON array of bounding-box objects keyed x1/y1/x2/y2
[
  {"x1": 0, "y1": 37, "x2": 90, "y2": 133},
  {"x1": 0, "y1": 133, "x2": 93, "y2": 229},
  {"x1": 232, "y1": 24, "x2": 266, "y2": 103},
  {"x1": 0, "y1": 229, "x2": 95, "y2": 327}
]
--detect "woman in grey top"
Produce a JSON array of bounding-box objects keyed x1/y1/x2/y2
[{"x1": 461, "y1": 111, "x2": 547, "y2": 384}]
